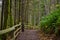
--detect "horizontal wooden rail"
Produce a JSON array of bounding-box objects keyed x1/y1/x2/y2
[
  {"x1": 0, "y1": 27, "x2": 15, "y2": 35},
  {"x1": 0, "y1": 23, "x2": 21, "y2": 35}
]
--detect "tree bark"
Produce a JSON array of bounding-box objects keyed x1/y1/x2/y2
[
  {"x1": 21, "y1": 0, "x2": 25, "y2": 32},
  {"x1": 0, "y1": 0, "x2": 4, "y2": 30}
]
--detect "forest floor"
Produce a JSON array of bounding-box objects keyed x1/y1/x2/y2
[
  {"x1": 38, "y1": 30, "x2": 60, "y2": 40},
  {"x1": 16, "y1": 29, "x2": 60, "y2": 40},
  {"x1": 16, "y1": 30, "x2": 40, "y2": 40}
]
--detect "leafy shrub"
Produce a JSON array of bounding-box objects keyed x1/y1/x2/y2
[
  {"x1": 55, "y1": 17, "x2": 60, "y2": 34},
  {"x1": 40, "y1": 8, "x2": 60, "y2": 34},
  {"x1": 0, "y1": 36, "x2": 2, "y2": 40},
  {"x1": 0, "y1": 39, "x2": 2, "y2": 40}
]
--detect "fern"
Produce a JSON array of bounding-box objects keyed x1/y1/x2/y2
[{"x1": 40, "y1": 8, "x2": 60, "y2": 34}]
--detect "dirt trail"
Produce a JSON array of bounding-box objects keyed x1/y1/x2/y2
[{"x1": 16, "y1": 30, "x2": 40, "y2": 40}]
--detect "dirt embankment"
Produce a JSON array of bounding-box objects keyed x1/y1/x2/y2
[{"x1": 38, "y1": 30, "x2": 60, "y2": 40}]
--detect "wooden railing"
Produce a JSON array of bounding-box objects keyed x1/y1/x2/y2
[{"x1": 0, "y1": 23, "x2": 21, "y2": 40}]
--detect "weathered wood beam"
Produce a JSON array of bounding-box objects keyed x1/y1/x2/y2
[{"x1": 0, "y1": 23, "x2": 21, "y2": 35}]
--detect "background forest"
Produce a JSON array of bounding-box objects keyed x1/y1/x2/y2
[
  {"x1": 0, "y1": 0, "x2": 60, "y2": 27},
  {"x1": 0, "y1": 0, "x2": 60, "y2": 40}
]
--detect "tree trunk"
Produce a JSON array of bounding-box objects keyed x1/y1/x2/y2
[
  {"x1": 14, "y1": 0, "x2": 17, "y2": 25},
  {"x1": 0, "y1": 0, "x2": 4, "y2": 30},
  {"x1": 21, "y1": 0, "x2": 25, "y2": 32}
]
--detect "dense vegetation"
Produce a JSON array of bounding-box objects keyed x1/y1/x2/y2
[{"x1": 40, "y1": 7, "x2": 60, "y2": 35}]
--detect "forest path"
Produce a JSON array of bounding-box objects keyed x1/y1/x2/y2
[{"x1": 16, "y1": 30, "x2": 40, "y2": 40}]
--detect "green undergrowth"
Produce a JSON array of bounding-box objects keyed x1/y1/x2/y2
[{"x1": 40, "y1": 7, "x2": 60, "y2": 35}]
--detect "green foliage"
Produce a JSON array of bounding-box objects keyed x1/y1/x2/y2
[
  {"x1": 0, "y1": 35, "x2": 2, "y2": 40},
  {"x1": 55, "y1": 17, "x2": 60, "y2": 34},
  {"x1": 40, "y1": 8, "x2": 60, "y2": 34},
  {"x1": 56, "y1": 17, "x2": 60, "y2": 26},
  {"x1": 0, "y1": 38, "x2": 1, "y2": 40},
  {"x1": 0, "y1": 39, "x2": 2, "y2": 40}
]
